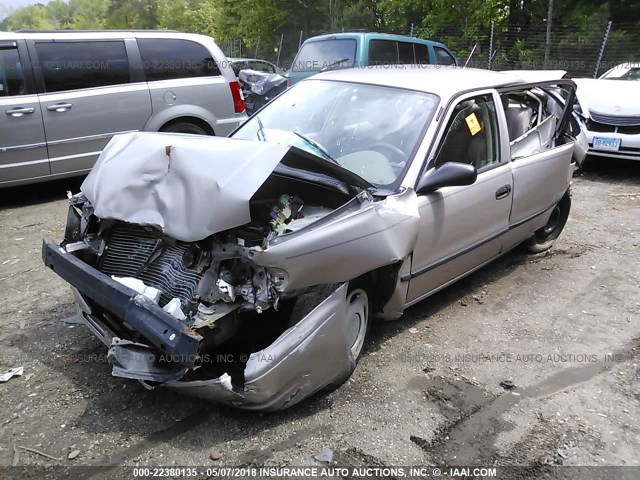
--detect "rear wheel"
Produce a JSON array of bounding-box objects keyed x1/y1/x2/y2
[
  {"x1": 161, "y1": 121, "x2": 208, "y2": 135},
  {"x1": 525, "y1": 191, "x2": 571, "y2": 253}
]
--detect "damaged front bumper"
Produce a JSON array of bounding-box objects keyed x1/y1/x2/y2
[{"x1": 43, "y1": 239, "x2": 354, "y2": 410}]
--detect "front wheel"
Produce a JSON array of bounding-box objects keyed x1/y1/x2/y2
[
  {"x1": 345, "y1": 286, "x2": 370, "y2": 361},
  {"x1": 524, "y1": 191, "x2": 571, "y2": 253},
  {"x1": 323, "y1": 281, "x2": 371, "y2": 391}
]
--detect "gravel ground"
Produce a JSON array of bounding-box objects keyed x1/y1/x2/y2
[{"x1": 0, "y1": 157, "x2": 638, "y2": 478}]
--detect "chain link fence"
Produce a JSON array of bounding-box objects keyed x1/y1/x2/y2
[{"x1": 222, "y1": 21, "x2": 640, "y2": 78}]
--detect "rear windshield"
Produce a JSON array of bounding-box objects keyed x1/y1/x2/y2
[{"x1": 291, "y1": 39, "x2": 356, "y2": 72}]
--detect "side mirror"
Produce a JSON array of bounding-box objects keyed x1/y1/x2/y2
[{"x1": 416, "y1": 162, "x2": 477, "y2": 195}]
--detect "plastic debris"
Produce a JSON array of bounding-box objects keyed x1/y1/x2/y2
[
  {"x1": 111, "y1": 276, "x2": 161, "y2": 303},
  {"x1": 163, "y1": 298, "x2": 187, "y2": 320},
  {"x1": 313, "y1": 448, "x2": 333, "y2": 464},
  {"x1": 0, "y1": 367, "x2": 24, "y2": 383}
]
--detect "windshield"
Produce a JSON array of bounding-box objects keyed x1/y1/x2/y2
[
  {"x1": 232, "y1": 80, "x2": 438, "y2": 188},
  {"x1": 601, "y1": 65, "x2": 640, "y2": 80},
  {"x1": 291, "y1": 39, "x2": 357, "y2": 72}
]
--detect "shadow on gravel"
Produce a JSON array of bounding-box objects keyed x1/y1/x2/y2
[
  {"x1": 6, "y1": 309, "x2": 337, "y2": 466},
  {"x1": 366, "y1": 247, "x2": 533, "y2": 353},
  {"x1": 578, "y1": 156, "x2": 640, "y2": 185},
  {"x1": 0, "y1": 177, "x2": 84, "y2": 209}
]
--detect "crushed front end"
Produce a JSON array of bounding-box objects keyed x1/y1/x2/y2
[
  {"x1": 42, "y1": 133, "x2": 419, "y2": 410},
  {"x1": 43, "y1": 190, "x2": 359, "y2": 410}
]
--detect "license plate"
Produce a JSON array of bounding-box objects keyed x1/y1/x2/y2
[{"x1": 593, "y1": 136, "x2": 621, "y2": 151}]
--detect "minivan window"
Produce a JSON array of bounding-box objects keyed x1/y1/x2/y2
[
  {"x1": 291, "y1": 39, "x2": 356, "y2": 72},
  {"x1": 434, "y1": 46, "x2": 456, "y2": 66},
  {"x1": 398, "y1": 42, "x2": 415, "y2": 64},
  {"x1": 138, "y1": 38, "x2": 221, "y2": 81},
  {"x1": 414, "y1": 44, "x2": 429, "y2": 64},
  {"x1": 370, "y1": 40, "x2": 399, "y2": 65},
  {"x1": 0, "y1": 48, "x2": 26, "y2": 96},
  {"x1": 36, "y1": 41, "x2": 129, "y2": 93}
]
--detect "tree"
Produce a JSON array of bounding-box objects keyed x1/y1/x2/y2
[
  {"x1": 157, "y1": 0, "x2": 218, "y2": 37},
  {"x1": 6, "y1": 5, "x2": 56, "y2": 30},
  {"x1": 103, "y1": 0, "x2": 158, "y2": 29}
]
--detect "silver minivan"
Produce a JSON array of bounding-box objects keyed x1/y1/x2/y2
[{"x1": 0, "y1": 30, "x2": 247, "y2": 188}]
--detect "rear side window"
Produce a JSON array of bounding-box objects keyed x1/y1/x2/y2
[
  {"x1": 434, "y1": 46, "x2": 456, "y2": 66},
  {"x1": 292, "y1": 39, "x2": 356, "y2": 72},
  {"x1": 138, "y1": 38, "x2": 221, "y2": 81},
  {"x1": 0, "y1": 47, "x2": 26, "y2": 96},
  {"x1": 414, "y1": 44, "x2": 430, "y2": 64},
  {"x1": 35, "y1": 41, "x2": 130, "y2": 93},
  {"x1": 398, "y1": 42, "x2": 415, "y2": 63},
  {"x1": 369, "y1": 40, "x2": 398, "y2": 65}
]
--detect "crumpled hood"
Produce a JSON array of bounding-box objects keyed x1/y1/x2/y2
[
  {"x1": 82, "y1": 132, "x2": 289, "y2": 242},
  {"x1": 574, "y1": 78, "x2": 640, "y2": 118}
]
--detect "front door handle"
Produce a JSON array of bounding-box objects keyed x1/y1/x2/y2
[
  {"x1": 495, "y1": 184, "x2": 512, "y2": 200},
  {"x1": 46, "y1": 103, "x2": 73, "y2": 112},
  {"x1": 6, "y1": 107, "x2": 35, "y2": 117}
]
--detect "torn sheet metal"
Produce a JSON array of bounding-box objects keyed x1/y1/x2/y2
[
  {"x1": 156, "y1": 284, "x2": 354, "y2": 411},
  {"x1": 251, "y1": 189, "x2": 420, "y2": 290},
  {"x1": 81, "y1": 132, "x2": 289, "y2": 242},
  {"x1": 108, "y1": 338, "x2": 188, "y2": 383},
  {"x1": 0, "y1": 367, "x2": 24, "y2": 383}
]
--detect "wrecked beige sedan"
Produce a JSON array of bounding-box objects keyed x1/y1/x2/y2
[{"x1": 43, "y1": 67, "x2": 580, "y2": 410}]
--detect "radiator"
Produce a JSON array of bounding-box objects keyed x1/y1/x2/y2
[{"x1": 99, "y1": 224, "x2": 202, "y2": 308}]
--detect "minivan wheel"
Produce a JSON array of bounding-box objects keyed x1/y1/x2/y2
[
  {"x1": 161, "y1": 122, "x2": 208, "y2": 135},
  {"x1": 524, "y1": 191, "x2": 571, "y2": 254}
]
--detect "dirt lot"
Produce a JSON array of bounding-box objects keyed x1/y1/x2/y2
[{"x1": 0, "y1": 158, "x2": 638, "y2": 478}]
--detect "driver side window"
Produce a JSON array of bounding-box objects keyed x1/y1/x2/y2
[{"x1": 434, "y1": 94, "x2": 500, "y2": 170}]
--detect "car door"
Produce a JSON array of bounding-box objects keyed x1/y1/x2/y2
[
  {"x1": 137, "y1": 38, "x2": 237, "y2": 136},
  {"x1": 30, "y1": 38, "x2": 152, "y2": 176},
  {"x1": 497, "y1": 83, "x2": 575, "y2": 251},
  {"x1": 406, "y1": 91, "x2": 512, "y2": 303},
  {"x1": 0, "y1": 40, "x2": 50, "y2": 186}
]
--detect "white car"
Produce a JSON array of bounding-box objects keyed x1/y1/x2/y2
[
  {"x1": 599, "y1": 62, "x2": 640, "y2": 81},
  {"x1": 573, "y1": 63, "x2": 640, "y2": 162}
]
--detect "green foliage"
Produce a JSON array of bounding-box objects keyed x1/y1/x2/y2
[
  {"x1": 103, "y1": 0, "x2": 158, "y2": 29},
  {"x1": 156, "y1": 0, "x2": 218, "y2": 36},
  {"x1": 0, "y1": 0, "x2": 638, "y2": 75},
  {"x1": 6, "y1": 5, "x2": 56, "y2": 30}
]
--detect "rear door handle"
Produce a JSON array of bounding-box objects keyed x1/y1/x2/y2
[
  {"x1": 495, "y1": 184, "x2": 512, "y2": 200},
  {"x1": 46, "y1": 103, "x2": 73, "y2": 112},
  {"x1": 6, "y1": 107, "x2": 35, "y2": 117}
]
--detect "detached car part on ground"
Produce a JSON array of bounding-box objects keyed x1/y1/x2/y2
[{"x1": 43, "y1": 67, "x2": 582, "y2": 410}]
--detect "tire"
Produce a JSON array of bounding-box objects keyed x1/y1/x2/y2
[
  {"x1": 324, "y1": 280, "x2": 371, "y2": 390},
  {"x1": 344, "y1": 284, "x2": 370, "y2": 361},
  {"x1": 524, "y1": 190, "x2": 571, "y2": 254},
  {"x1": 161, "y1": 122, "x2": 208, "y2": 135}
]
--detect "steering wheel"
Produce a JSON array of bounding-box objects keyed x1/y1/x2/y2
[{"x1": 368, "y1": 142, "x2": 406, "y2": 165}]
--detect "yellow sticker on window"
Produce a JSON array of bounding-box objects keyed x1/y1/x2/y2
[{"x1": 465, "y1": 113, "x2": 482, "y2": 136}]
